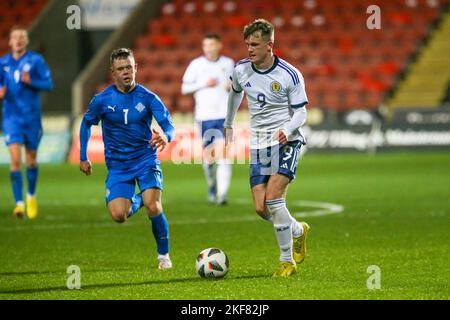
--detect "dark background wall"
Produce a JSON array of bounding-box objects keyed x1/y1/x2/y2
[{"x1": 29, "y1": 0, "x2": 85, "y2": 114}]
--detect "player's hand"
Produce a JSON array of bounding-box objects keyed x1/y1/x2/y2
[
  {"x1": 21, "y1": 72, "x2": 31, "y2": 85},
  {"x1": 151, "y1": 128, "x2": 168, "y2": 152},
  {"x1": 224, "y1": 127, "x2": 233, "y2": 146},
  {"x1": 0, "y1": 86, "x2": 6, "y2": 99},
  {"x1": 80, "y1": 160, "x2": 93, "y2": 176},
  {"x1": 206, "y1": 78, "x2": 217, "y2": 87},
  {"x1": 273, "y1": 129, "x2": 288, "y2": 145}
]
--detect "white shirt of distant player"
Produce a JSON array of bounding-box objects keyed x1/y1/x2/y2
[
  {"x1": 231, "y1": 56, "x2": 308, "y2": 149},
  {"x1": 182, "y1": 55, "x2": 234, "y2": 121}
]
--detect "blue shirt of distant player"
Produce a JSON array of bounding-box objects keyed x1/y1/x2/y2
[
  {"x1": 0, "y1": 51, "x2": 53, "y2": 124},
  {"x1": 81, "y1": 84, "x2": 175, "y2": 169}
]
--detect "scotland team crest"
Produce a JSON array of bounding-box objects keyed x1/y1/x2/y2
[{"x1": 271, "y1": 81, "x2": 281, "y2": 92}]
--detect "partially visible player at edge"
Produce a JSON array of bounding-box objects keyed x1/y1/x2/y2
[
  {"x1": 224, "y1": 19, "x2": 310, "y2": 277},
  {"x1": 79, "y1": 48, "x2": 175, "y2": 269},
  {"x1": 0, "y1": 26, "x2": 53, "y2": 219},
  {"x1": 181, "y1": 33, "x2": 234, "y2": 205}
]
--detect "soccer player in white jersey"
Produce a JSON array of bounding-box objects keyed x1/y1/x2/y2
[
  {"x1": 182, "y1": 33, "x2": 234, "y2": 205},
  {"x1": 224, "y1": 19, "x2": 310, "y2": 276}
]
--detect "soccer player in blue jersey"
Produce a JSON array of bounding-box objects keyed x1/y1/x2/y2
[
  {"x1": 79, "y1": 48, "x2": 175, "y2": 269},
  {"x1": 0, "y1": 26, "x2": 53, "y2": 219}
]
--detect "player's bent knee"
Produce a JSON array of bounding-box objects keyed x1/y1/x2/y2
[
  {"x1": 111, "y1": 213, "x2": 127, "y2": 223},
  {"x1": 145, "y1": 201, "x2": 162, "y2": 217},
  {"x1": 26, "y1": 161, "x2": 38, "y2": 168},
  {"x1": 109, "y1": 208, "x2": 128, "y2": 223},
  {"x1": 10, "y1": 160, "x2": 21, "y2": 171}
]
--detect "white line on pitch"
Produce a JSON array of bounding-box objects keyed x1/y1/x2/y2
[{"x1": 0, "y1": 200, "x2": 343, "y2": 231}]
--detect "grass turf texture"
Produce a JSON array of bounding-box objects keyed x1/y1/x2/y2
[{"x1": 0, "y1": 152, "x2": 449, "y2": 299}]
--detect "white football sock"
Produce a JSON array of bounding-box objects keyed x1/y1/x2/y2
[
  {"x1": 216, "y1": 160, "x2": 231, "y2": 202},
  {"x1": 266, "y1": 198, "x2": 294, "y2": 263},
  {"x1": 259, "y1": 210, "x2": 274, "y2": 222},
  {"x1": 292, "y1": 220, "x2": 303, "y2": 238}
]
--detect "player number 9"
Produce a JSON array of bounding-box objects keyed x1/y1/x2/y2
[{"x1": 257, "y1": 93, "x2": 266, "y2": 108}]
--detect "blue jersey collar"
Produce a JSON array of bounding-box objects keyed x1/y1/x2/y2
[
  {"x1": 113, "y1": 83, "x2": 139, "y2": 94},
  {"x1": 10, "y1": 50, "x2": 28, "y2": 62}
]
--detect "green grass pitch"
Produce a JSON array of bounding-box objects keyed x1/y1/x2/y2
[{"x1": 0, "y1": 152, "x2": 449, "y2": 299}]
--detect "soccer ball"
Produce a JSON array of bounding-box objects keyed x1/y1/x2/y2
[{"x1": 196, "y1": 248, "x2": 229, "y2": 278}]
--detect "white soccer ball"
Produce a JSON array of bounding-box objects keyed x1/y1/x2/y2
[{"x1": 196, "y1": 248, "x2": 229, "y2": 278}]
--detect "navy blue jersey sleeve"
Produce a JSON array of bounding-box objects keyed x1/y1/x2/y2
[
  {"x1": 149, "y1": 94, "x2": 175, "y2": 142},
  {"x1": 29, "y1": 55, "x2": 53, "y2": 91}
]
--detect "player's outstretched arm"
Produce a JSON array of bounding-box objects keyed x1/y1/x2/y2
[
  {"x1": 150, "y1": 95, "x2": 175, "y2": 144},
  {"x1": 181, "y1": 79, "x2": 216, "y2": 95},
  {"x1": 273, "y1": 106, "x2": 307, "y2": 144},
  {"x1": 80, "y1": 160, "x2": 92, "y2": 176},
  {"x1": 151, "y1": 128, "x2": 169, "y2": 152},
  {"x1": 0, "y1": 86, "x2": 6, "y2": 99},
  {"x1": 224, "y1": 89, "x2": 244, "y2": 146},
  {"x1": 22, "y1": 56, "x2": 53, "y2": 91},
  {"x1": 79, "y1": 117, "x2": 93, "y2": 176}
]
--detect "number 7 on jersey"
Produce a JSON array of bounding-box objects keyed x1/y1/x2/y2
[{"x1": 123, "y1": 109, "x2": 129, "y2": 125}]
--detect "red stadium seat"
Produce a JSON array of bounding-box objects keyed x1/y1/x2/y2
[
  {"x1": 93, "y1": 0, "x2": 446, "y2": 113},
  {"x1": 0, "y1": 0, "x2": 48, "y2": 55},
  {"x1": 176, "y1": 95, "x2": 195, "y2": 113}
]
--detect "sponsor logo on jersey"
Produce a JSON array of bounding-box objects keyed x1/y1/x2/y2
[
  {"x1": 4, "y1": 66, "x2": 10, "y2": 72},
  {"x1": 244, "y1": 82, "x2": 252, "y2": 88},
  {"x1": 135, "y1": 102, "x2": 145, "y2": 113},
  {"x1": 271, "y1": 81, "x2": 281, "y2": 92},
  {"x1": 23, "y1": 63, "x2": 31, "y2": 72},
  {"x1": 107, "y1": 105, "x2": 116, "y2": 112}
]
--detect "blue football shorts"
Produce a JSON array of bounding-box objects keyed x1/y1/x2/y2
[
  {"x1": 2, "y1": 119, "x2": 43, "y2": 150},
  {"x1": 249, "y1": 140, "x2": 303, "y2": 188},
  {"x1": 105, "y1": 161, "x2": 163, "y2": 204},
  {"x1": 198, "y1": 118, "x2": 225, "y2": 148}
]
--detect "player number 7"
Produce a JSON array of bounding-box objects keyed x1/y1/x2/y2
[{"x1": 123, "y1": 109, "x2": 128, "y2": 125}]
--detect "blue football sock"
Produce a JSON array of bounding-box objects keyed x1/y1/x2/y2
[
  {"x1": 150, "y1": 213, "x2": 169, "y2": 255},
  {"x1": 26, "y1": 166, "x2": 38, "y2": 196},
  {"x1": 10, "y1": 170, "x2": 23, "y2": 203},
  {"x1": 128, "y1": 192, "x2": 143, "y2": 217}
]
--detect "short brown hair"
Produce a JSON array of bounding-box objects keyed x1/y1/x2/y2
[
  {"x1": 243, "y1": 19, "x2": 274, "y2": 42},
  {"x1": 9, "y1": 25, "x2": 28, "y2": 36},
  {"x1": 110, "y1": 48, "x2": 134, "y2": 67},
  {"x1": 204, "y1": 33, "x2": 221, "y2": 41}
]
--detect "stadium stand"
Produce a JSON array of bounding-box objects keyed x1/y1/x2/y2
[
  {"x1": 0, "y1": 0, "x2": 48, "y2": 55},
  {"x1": 387, "y1": 9, "x2": 450, "y2": 108},
  {"x1": 96, "y1": 0, "x2": 448, "y2": 113}
]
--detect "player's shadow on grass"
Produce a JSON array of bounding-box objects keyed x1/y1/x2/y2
[
  {"x1": 0, "y1": 268, "x2": 131, "y2": 277},
  {"x1": 0, "y1": 274, "x2": 269, "y2": 295}
]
